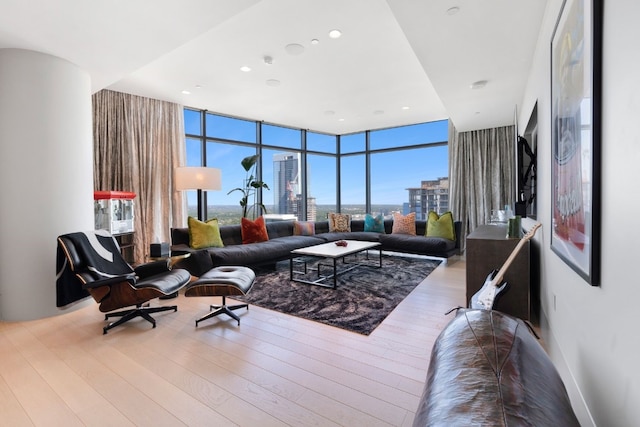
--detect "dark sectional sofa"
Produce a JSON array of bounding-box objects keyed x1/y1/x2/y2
[{"x1": 171, "y1": 218, "x2": 462, "y2": 276}]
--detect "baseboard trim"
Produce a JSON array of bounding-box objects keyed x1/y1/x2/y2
[{"x1": 539, "y1": 307, "x2": 596, "y2": 427}]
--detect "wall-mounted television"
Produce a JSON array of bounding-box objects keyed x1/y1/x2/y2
[{"x1": 514, "y1": 104, "x2": 538, "y2": 219}]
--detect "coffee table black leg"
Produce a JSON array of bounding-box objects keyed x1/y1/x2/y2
[{"x1": 333, "y1": 258, "x2": 337, "y2": 289}]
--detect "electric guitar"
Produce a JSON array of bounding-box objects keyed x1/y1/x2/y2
[{"x1": 470, "y1": 223, "x2": 541, "y2": 310}]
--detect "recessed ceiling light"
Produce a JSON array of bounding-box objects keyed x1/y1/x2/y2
[
  {"x1": 266, "y1": 79, "x2": 281, "y2": 87},
  {"x1": 311, "y1": 39, "x2": 319, "y2": 45},
  {"x1": 285, "y1": 43, "x2": 305, "y2": 55},
  {"x1": 195, "y1": 85, "x2": 203, "y2": 89},
  {"x1": 446, "y1": 6, "x2": 460, "y2": 15},
  {"x1": 329, "y1": 29, "x2": 342, "y2": 39},
  {"x1": 338, "y1": 118, "x2": 345, "y2": 122},
  {"x1": 402, "y1": 106, "x2": 410, "y2": 110},
  {"x1": 263, "y1": 55, "x2": 274, "y2": 65},
  {"x1": 470, "y1": 80, "x2": 488, "y2": 89},
  {"x1": 240, "y1": 66, "x2": 251, "y2": 72},
  {"x1": 181, "y1": 90, "x2": 191, "y2": 95}
]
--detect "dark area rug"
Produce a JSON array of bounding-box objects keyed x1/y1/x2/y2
[{"x1": 236, "y1": 255, "x2": 441, "y2": 335}]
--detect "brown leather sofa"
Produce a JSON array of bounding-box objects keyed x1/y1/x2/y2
[{"x1": 413, "y1": 309, "x2": 580, "y2": 426}]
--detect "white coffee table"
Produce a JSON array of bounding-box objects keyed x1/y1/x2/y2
[{"x1": 289, "y1": 240, "x2": 382, "y2": 289}]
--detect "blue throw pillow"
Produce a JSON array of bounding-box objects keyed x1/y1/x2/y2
[{"x1": 364, "y1": 213, "x2": 386, "y2": 233}]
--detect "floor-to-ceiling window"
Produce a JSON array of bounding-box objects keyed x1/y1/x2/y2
[
  {"x1": 185, "y1": 108, "x2": 448, "y2": 224},
  {"x1": 261, "y1": 124, "x2": 302, "y2": 220},
  {"x1": 369, "y1": 120, "x2": 449, "y2": 219},
  {"x1": 339, "y1": 132, "x2": 367, "y2": 218},
  {"x1": 307, "y1": 131, "x2": 337, "y2": 221},
  {"x1": 184, "y1": 110, "x2": 258, "y2": 224}
]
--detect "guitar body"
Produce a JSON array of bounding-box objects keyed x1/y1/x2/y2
[
  {"x1": 470, "y1": 270, "x2": 509, "y2": 310},
  {"x1": 468, "y1": 223, "x2": 541, "y2": 311}
]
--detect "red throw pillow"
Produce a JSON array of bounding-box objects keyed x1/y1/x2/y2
[{"x1": 241, "y1": 216, "x2": 269, "y2": 244}]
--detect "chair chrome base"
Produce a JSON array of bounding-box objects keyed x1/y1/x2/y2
[
  {"x1": 103, "y1": 304, "x2": 178, "y2": 334},
  {"x1": 195, "y1": 296, "x2": 248, "y2": 327}
]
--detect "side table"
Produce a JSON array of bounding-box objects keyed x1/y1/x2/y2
[{"x1": 148, "y1": 252, "x2": 191, "y2": 268}]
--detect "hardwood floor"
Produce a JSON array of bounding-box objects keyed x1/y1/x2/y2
[{"x1": 0, "y1": 256, "x2": 466, "y2": 427}]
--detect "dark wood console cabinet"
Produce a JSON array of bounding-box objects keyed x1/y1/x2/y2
[{"x1": 466, "y1": 225, "x2": 531, "y2": 320}]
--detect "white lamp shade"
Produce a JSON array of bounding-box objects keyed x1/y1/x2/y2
[{"x1": 175, "y1": 167, "x2": 222, "y2": 191}]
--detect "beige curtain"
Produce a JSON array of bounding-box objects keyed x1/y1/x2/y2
[
  {"x1": 93, "y1": 90, "x2": 185, "y2": 264},
  {"x1": 449, "y1": 122, "x2": 515, "y2": 250}
]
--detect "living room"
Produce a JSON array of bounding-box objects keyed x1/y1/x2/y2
[{"x1": 0, "y1": 1, "x2": 638, "y2": 426}]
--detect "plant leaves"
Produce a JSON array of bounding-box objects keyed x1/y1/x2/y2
[{"x1": 241, "y1": 154, "x2": 259, "y2": 172}]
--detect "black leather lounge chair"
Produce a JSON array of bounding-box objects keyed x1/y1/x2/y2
[{"x1": 57, "y1": 230, "x2": 191, "y2": 334}]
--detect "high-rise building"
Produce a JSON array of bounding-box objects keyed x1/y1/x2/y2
[
  {"x1": 273, "y1": 152, "x2": 301, "y2": 218},
  {"x1": 297, "y1": 195, "x2": 317, "y2": 221},
  {"x1": 406, "y1": 177, "x2": 449, "y2": 219}
]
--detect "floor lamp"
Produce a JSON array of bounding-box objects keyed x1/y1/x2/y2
[{"x1": 175, "y1": 167, "x2": 222, "y2": 221}]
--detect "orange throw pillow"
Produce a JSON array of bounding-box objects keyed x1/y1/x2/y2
[
  {"x1": 241, "y1": 216, "x2": 269, "y2": 244},
  {"x1": 392, "y1": 212, "x2": 416, "y2": 235}
]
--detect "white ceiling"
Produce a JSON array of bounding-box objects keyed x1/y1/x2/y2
[{"x1": 0, "y1": 0, "x2": 547, "y2": 134}]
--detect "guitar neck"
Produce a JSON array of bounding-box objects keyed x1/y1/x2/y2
[{"x1": 489, "y1": 223, "x2": 541, "y2": 287}]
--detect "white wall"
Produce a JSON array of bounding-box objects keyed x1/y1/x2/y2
[
  {"x1": 520, "y1": 1, "x2": 640, "y2": 425},
  {"x1": 0, "y1": 49, "x2": 94, "y2": 320}
]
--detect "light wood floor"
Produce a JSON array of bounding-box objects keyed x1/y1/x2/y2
[{"x1": 0, "y1": 256, "x2": 467, "y2": 427}]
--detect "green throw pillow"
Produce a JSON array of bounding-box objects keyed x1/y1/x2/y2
[
  {"x1": 364, "y1": 213, "x2": 386, "y2": 233},
  {"x1": 426, "y1": 211, "x2": 455, "y2": 241},
  {"x1": 188, "y1": 216, "x2": 224, "y2": 249}
]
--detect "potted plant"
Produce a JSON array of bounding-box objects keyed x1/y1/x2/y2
[{"x1": 227, "y1": 154, "x2": 269, "y2": 219}]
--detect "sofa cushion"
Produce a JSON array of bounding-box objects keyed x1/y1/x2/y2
[
  {"x1": 315, "y1": 231, "x2": 381, "y2": 243},
  {"x1": 173, "y1": 249, "x2": 213, "y2": 277},
  {"x1": 392, "y1": 212, "x2": 416, "y2": 235},
  {"x1": 209, "y1": 235, "x2": 324, "y2": 267},
  {"x1": 364, "y1": 213, "x2": 385, "y2": 233},
  {"x1": 313, "y1": 220, "x2": 330, "y2": 234},
  {"x1": 265, "y1": 220, "x2": 294, "y2": 239},
  {"x1": 241, "y1": 216, "x2": 269, "y2": 244},
  {"x1": 328, "y1": 213, "x2": 351, "y2": 232},
  {"x1": 426, "y1": 211, "x2": 456, "y2": 241},
  {"x1": 379, "y1": 233, "x2": 454, "y2": 256},
  {"x1": 188, "y1": 216, "x2": 224, "y2": 249}
]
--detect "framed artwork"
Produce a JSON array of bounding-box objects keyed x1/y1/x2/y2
[{"x1": 550, "y1": 0, "x2": 603, "y2": 285}]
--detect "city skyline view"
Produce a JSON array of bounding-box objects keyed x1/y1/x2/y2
[{"x1": 184, "y1": 111, "x2": 449, "y2": 218}]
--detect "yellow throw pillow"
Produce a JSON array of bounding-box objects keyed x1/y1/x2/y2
[
  {"x1": 188, "y1": 216, "x2": 224, "y2": 249},
  {"x1": 392, "y1": 212, "x2": 416, "y2": 235},
  {"x1": 426, "y1": 211, "x2": 455, "y2": 241}
]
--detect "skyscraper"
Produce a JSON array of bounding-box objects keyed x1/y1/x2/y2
[
  {"x1": 406, "y1": 177, "x2": 449, "y2": 219},
  {"x1": 273, "y1": 152, "x2": 301, "y2": 217}
]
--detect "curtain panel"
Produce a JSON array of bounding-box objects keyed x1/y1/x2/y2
[
  {"x1": 93, "y1": 90, "x2": 185, "y2": 264},
  {"x1": 450, "y1": 123, "x2": 515, "y2": 250}
]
